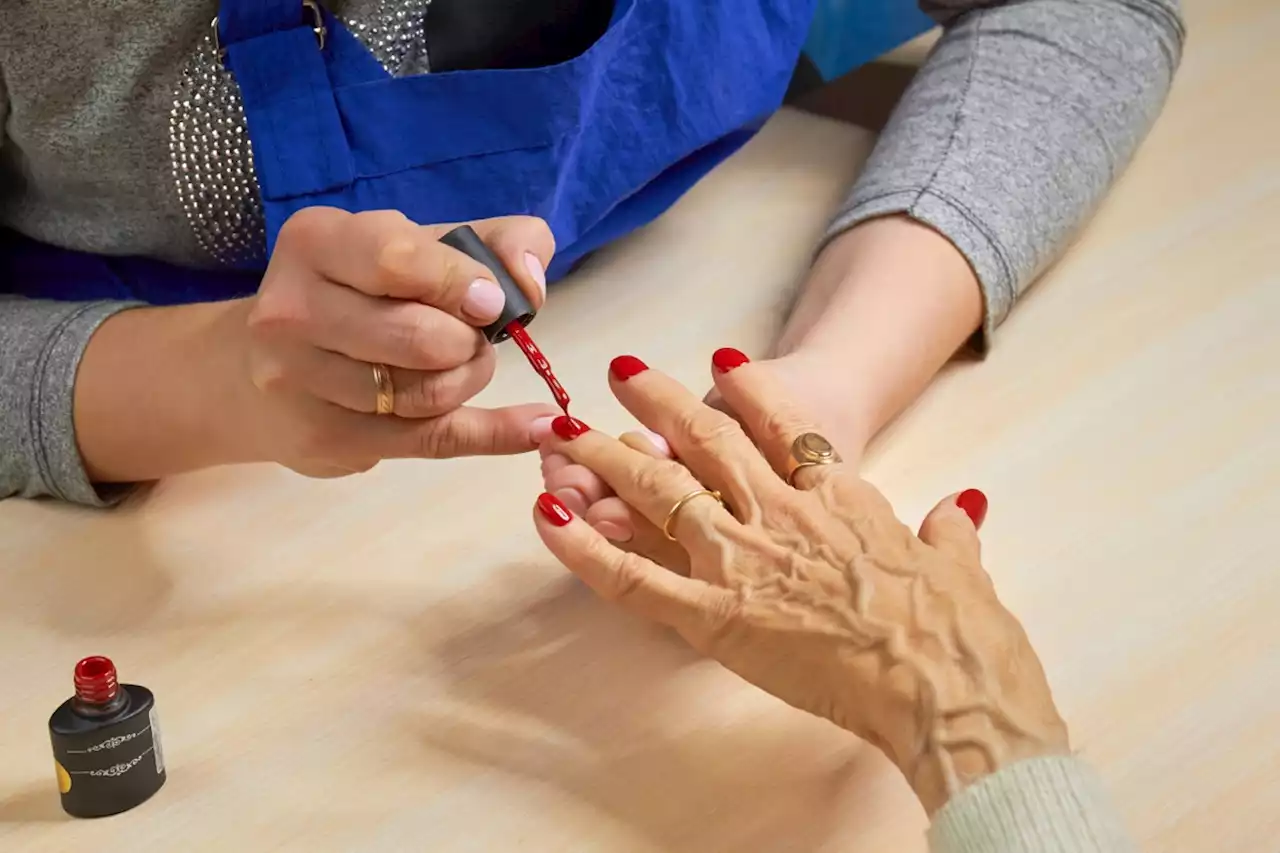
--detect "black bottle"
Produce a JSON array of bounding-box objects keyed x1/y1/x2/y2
[{"x1": 48, "y1": 656, "x2": 166, "y2": 818}]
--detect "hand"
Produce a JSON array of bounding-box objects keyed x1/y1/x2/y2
[
  {"x1": 531, "y1": 350, "x2": 1069, "y2": 815},
  {"x1": 539, "y1": 350, "x2": 872, "y2": 571},
  {"x1": 235, "y1": 208, "x2": 558, "y2": 477}
]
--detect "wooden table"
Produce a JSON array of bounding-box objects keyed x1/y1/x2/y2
[{"x1": 2, "y1": 1, "x2": 1275, "y2": 849}]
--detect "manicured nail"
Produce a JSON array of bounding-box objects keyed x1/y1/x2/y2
[
  {"x1": 610, "y1": 355, "x2": 649, "y2": 382},
  {"x1": 594, "y1": 520, "x2": 633, "y2": 543},
  {"x1": 536, "y1": 493, "x2": 573, "y2": 527},
  {"x1": 462, "y1": 278, "x2": 505, "y2": 322},
  {"x1": 956, "y1": 489, "x2": 989, "y2": 529},
  {"x1": 551, "y1": 415, "x2": 590, "y2": 441},
  {"x1": 530, "y1": 416, "x2": 557, "y2": 443},
  {"x1": 712, "y1": 347, "x2": 750, "y2": 374},
  {"x1": 524, "y1": 252, "x2": 547, "y2": 301},
  {"x1": 640, "y1": 429, "x2": 672, "y2": 458}
]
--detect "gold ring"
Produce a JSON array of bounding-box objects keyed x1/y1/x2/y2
[
  {"x1": 662, "y1": 489, "x2": 724, "y2": 541},
  {"x1": 785, "y1": 432, "x2": 841, "y2": 487},
  {"x1": 371, "y1": 363, "x2": 395, "y2": 415}
]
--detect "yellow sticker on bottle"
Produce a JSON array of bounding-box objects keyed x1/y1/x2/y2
[{"x1": 55, "y1": 760, "x2": 71, "y2": 794}]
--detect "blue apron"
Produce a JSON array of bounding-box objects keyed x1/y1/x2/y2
[{"x1": 2, "y1": 0, "x2": 820, "y2": 303}]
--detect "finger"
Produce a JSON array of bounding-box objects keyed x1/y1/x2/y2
[
  {"x1": 303, "y1": 279, "x2": 482, "y2": 370},
  {"x1": 279, "y1": 208, "x2": 540, "y2": 325},
  {"x1": 467, "y1": 216, "x2": 556, "y2": 309},
  {"x1": 620, "y1": 429, "x2": 673, "y2": 460},
  {"x1": 376, "y1": 402, "x2": 560, "y2": 458},
  {"x1": 708, "y1": 348, "x2": 842, "y2": 490},
  {"x1": 283, "y1": 345, "x2": 496, "y2": 418},
  {"x1": 545, "y1": 416, "x2": 737, "y2": 548},
  {"x1": 918, "y1": 490, "x2": 985, "y2": 566},
  {"x1": 543, "y1": 460, "x2": 614, "y2": 515},
  {"x1": 584, "y1": 497, "x2": 692, "y2": 576},
  {"x1": 533, "y1": 493, "x2": 721, "y2": 634},
  {"x1": 605, "y1": 356, "x2": 779, "y2": 507}
]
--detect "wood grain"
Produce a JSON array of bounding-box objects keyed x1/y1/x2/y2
[{"x1": 2, "y1": 1, "x2": 1274, "y2": 849}]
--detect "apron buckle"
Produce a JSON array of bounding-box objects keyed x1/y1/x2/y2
[{"x1": 212, "y1": 0, "x2": 327, "y2": 63}]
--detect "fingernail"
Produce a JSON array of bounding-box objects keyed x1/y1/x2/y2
[
  {"x1": 712, "y1": 347, "x2": 750, "y2": 374},
  {"x1": 594, "y1": 520, "x2": 633, "y2": 542},
  {"x1": 610, "y1": 355, "x2": 648, "y2": 382},
  {"x1": 524, "y1": 252, "x2": 547, "y2": 301},
  {"x1": 536, "y1": 493, "x2": 573, "y2": 527},
  {"x1": 462, "y1": 278, "x2": 505, "y2": 322},
  {"x1": 530, "y1": 416, "x2": 556, "y2": 443},
  {"x1": 640, "y1": 429, "x2": 672, "y2": 458},
  {"x1": 956, "y1": 489, "x2": 989, "y2": 529},
  {"x1": 553, "y1": 487, "x2": 589, "y2": 516},
  {"x1": 551, "y1": 415, "x2": 590, "y2": 441}
]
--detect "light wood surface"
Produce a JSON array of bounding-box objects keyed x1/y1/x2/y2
[{"x1": 2, "y1": 1, "x2": 1275, "y2": 849}]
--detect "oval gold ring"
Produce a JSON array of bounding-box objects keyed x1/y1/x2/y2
[
  {"x1": 662, "y1": 489, "x2": 724, "y2": 541},
  {"x1": 785, "y1": 432, "x2": 842, "y2": 487},
  {"x1": 371, "y1": 363, "x2": 396, "y2": 415}
]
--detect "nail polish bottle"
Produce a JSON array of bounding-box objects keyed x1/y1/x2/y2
[
  {"x1": 440, "y1": 224, "x2": 537, "y2": 343},
  {"x1": 48, "y1": 656, "x2": 166, "y2": 818}
]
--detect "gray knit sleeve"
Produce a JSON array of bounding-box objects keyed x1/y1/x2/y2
[
  {"x1": 0, "y1": 297, "x2": 140, "y2": 504},
  {"x1": 824, "y1": 0, "x2": 1186, "y2": 345}
]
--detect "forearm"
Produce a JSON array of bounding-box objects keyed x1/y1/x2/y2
[
  {"x1": 817, "y1": 0, "x2": 1184, "y2": 338},
  {"x1": 74, "y1": 299, "x2": 256, "y2": 483},
  {"x1": 775, "y1": 215, "x2": 982, "y2": 445}
]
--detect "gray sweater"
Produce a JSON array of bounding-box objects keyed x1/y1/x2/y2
[{"x1": 0, "y1": 0, "x2": 1185, "y2": 505}]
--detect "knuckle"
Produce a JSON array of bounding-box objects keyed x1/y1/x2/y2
[
  {"x1": 247, "y1": 289, "x2": 311, "y2": 339},
  {"x1": 276, "y1": 206, "x2": 333, "y2": 246},
  {"x1": 403, "y1": 371, "x2": 459, "y2": 416},
  {"x1": 372, "y1": 234, "x2": 419, "y2": 290},
  {"x1": 297, "y1": 420, "x2": 350, "y2": 461},
  {"x1": 632, "y1": 458, "x2": 687, "y2": 497},
  {"x1": 676, "y1": 408, "x2": 745, "y2": 452},
  {"x1": 389, "y1": 312, "x2": 436, "y2": 365},
  {"x1": 759, "y1": 406, "x2": 809, "y2": 444},
  {"x1": 248, "y1": 358, "x2": 294, "y2": 395},
  {"x1": 603, "y1": 550, "x2": 650, "y2": 604}
]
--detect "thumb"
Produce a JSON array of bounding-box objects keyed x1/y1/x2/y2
[
  {"x1": 396, "y1": 403, "x2": 560, "y2": 458},
  {"x1": 918, "y1": 489, "x2": 987, "y2": 566}
]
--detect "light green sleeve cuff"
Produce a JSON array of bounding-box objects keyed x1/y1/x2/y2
[{"x1": 929, "y1": 756, "x2": 1137, "y2": 853}]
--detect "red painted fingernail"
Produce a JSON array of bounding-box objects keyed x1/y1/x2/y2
[
  {"x1": 610, "y1": 355, "x2": 649, "y2": 381},
  {"x1": 551, "y1": 415, "x2": 590, "y2": 441},
  {"x1": 712, "y1": 347, "x2": 750, "y2": 374},
  {"x1": 536, "y1": 493, "x2": 574, "y2": 527},
  {"x1": 956, "y1": 489, "x2": 989, "y2": 528}
]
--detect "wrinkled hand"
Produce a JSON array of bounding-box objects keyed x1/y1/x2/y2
[
  {"x1": 532, "y1": 350, "x2": 1069, "y2": 814},
  {"x1": 234, "y1": 208, "x2": 558, "y2": 477}
]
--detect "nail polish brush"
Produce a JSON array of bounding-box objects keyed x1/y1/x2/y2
[{"x1": 439, "y1": 225, "x2": 571, "y2": 415}]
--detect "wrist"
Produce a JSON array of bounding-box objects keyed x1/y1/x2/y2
[{"x1": 75, "y1": 298, "x2": 258, "y2": 482}]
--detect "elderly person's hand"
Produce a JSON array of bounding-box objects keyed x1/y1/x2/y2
[{"x1": 532, "y1": 350, "x2": 1070, "y2": 815}]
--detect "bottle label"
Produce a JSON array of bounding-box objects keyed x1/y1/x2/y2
[{"x1": 149, "y1": 708, "x2": 166, "y2": 775}]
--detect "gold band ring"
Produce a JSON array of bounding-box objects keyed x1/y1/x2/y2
[
  {"x1": 371, "y1": 363, "x2": 396, "y2": 415},
  {"x1": 785, "y1": 432, "x2": 841, "y2": 487},
  {"x1": 662, "y1": 489, "x2": 725, "y2": 541}
]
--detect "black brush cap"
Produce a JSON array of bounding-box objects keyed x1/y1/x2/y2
[{"x1": 439, "y1": 225, "x2": 537, "y2": 343}]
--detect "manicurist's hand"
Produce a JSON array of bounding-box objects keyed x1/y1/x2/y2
[
  {"x1": 75, "y1": 210, "x2": 559, "y2": 483},
  {"x1": 532, "y1": 352, "x2": 1070, "y2": 815}
]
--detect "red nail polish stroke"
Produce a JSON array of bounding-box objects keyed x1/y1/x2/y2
[{"x1": 507, "y1": 321, "x2": 571, "y2": 415}]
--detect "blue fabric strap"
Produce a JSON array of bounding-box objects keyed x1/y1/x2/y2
[{"x1": 223, "y1": 5, "x2": 355, "y2": 200}]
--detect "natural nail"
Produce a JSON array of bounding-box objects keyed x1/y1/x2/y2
[
  {"x1": 524, "y1": 252, "x2": 547, "y2": 301},
  {"x1": 462, "y1": 278, "x2": 505, "y2": 322},
  {"x1": 609, "y1": 355, "x2": 649, "y2": 382},
  {"x1": 536, "y1": 493, "x2": 573, "y2": 527},
  {"x1": 640, "y1": 429, "x2": 672, "y2": 458},
  {"x1": 530, "y1": 416, "x2": 556, "y2": 443},
  {"x1": 712, "y1": 347, "x2": 750, "y2": 374},
  {"x1": 551, "y1": 415, "x2": 590, "y2": 441},
  {"x1": 594, "y1": 520, "x2": 633, "y2": 542},
  {"x1": 956, "y1": 489, "x2": 989, "y2": 529}
]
